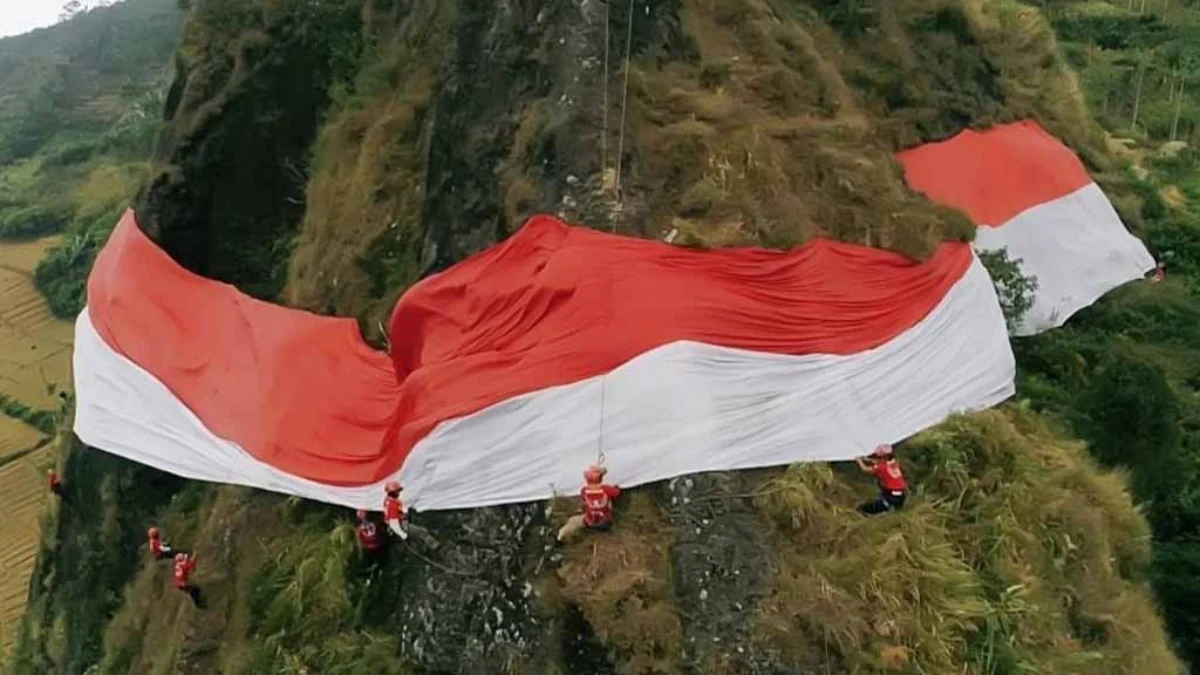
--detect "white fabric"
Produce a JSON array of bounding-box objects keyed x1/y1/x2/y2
[
  {"x1": 74, "y1": 253, "x2": 1015, "y2": 511},
  {"x1": 974, "y1": 182, "x2": 1156, "y2": 336}
]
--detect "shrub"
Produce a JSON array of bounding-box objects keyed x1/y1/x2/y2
[
  {"x1": 0, "y1": 205, "x2": 69, "y2": 241},
  {"x1": 978, "y1": 246, "x2": 1039, "y2": 332}
]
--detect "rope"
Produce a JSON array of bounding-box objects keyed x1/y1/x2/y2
[
  {"x1": 597, "y1": 374, "x2": 607, "y2": 464},
  {"x1": 614, "y1": 0, "x2": 636, "y2": 211},
  {"x1": 401, "y1": 537, "x2": 479, "y2": 578},
  {"x1": 600, "y1": 0, "x2": 611, "y2": 183}
]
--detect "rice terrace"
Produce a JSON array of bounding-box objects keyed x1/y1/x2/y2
[{"x1": 0, "y1": 235, "x2": 69, "y2": 655}]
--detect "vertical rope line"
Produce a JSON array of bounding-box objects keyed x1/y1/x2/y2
[
  {"x1": 597, "y1": 374, "x2": 607, "y2": 463},
  {"x1": 600, "y1": 0, "x2": 611, "y2": 182},
  {"x1": 614, "y1": 0, "x2": 636, "y2": 208}
]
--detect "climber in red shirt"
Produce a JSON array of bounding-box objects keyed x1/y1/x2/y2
[
  {"x1": 383, "y1": 481, "x2": 408, "y2": 540},
  {"x1": 147, "y1": 526, "x2": 177, "y2": 560},
  {"x1": 356, "y1": 509, "x2": 385, "y2": 554},
  {"x1": 173, "y1": 552, "x2": 201, "y2": 605},
  {"x1": 856, "y1": 444, "x2": 908, "y2": 515},
  {"x1": 557, "y1": 463, "x2": 622, "y2": 543},
  {"x1": 46, "y1": 469, "x2": 66, "y2": 501}
]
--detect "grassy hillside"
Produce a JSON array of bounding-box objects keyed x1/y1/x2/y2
[
  {"x1": 0, "y1": 0, "x2": 183, "y2": 320},
  {"x1": 1008, "y1": 1, "x2": 1200, "y2": 666},
  {"x1": 7, "y1": 0, "x2": 1200, "y2": 673}
]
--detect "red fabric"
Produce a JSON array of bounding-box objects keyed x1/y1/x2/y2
[
  {"x1": 384, "y1": 215, "x2": 974, "y2": 473},
  {"x1": 896, "y1": 120, "x2": 1092, "y2": 227},
  {"x1": 383, "y1": 495, "x2": 405, "y2": 521},
  {"x1": 173, "y1": 556, "x2": 195, "y2": 589},
  {"x1": 47, "y1": 473, "x2": 60, "y2": 491},
  {"x1": 582, "y1": 484, "x2": 621, "y2": 526},
  {"x1": 87, "y1": 210, "x2": 974, "y2": 488},
  {"x1": 357, "y1": 521, "x2": 382, "y2": 550},
  {"x1": 149, "y1": 537, "x2": 162, "y2": 558},
  {"x1": 87, "y1": 210, "x2": 401, "y2": 487},
  {"x1": 873, "y1": 459, "x2": 907, "y2": 492}
]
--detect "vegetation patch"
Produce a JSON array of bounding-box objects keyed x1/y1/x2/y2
[
  {"x1": 753, "y1": 410, "x2": 1181, "y2": 674},
  {"x1": 286, "y1": 0, "x2": 457, "y2": 329},
  {"x1": 552, "y1": 492, "x2": 684, "y2": 675}
]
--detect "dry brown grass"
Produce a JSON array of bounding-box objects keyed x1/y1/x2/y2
[
  {"x1": 751, "y1": 409, "x2": 1183, "y2": 674},
  {"x1": 285, "y1": 64, "x2": 436, "y2": 317},
  {"x1": 283, "y1": 0, "x2": 456, "y2": 332},
  {"x1": 553, "y1": 492, "x2": 684, "y2": 675},
  {"x1": 99, "y1": 486, "x2": 277, "y2": 674},
  {"x1": 620, "y1": 0, "x2": 981, "y2": 258},
  {"x1": 605, "y1": 0, "x2": 1123, "y2": 258}
]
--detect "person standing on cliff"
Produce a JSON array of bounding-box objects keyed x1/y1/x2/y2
[
  {"x1": 173, "y1": 552, "x2": 202, "y2": 606},
  {"x1": 383, "y1": 481, "x2": 408, "y2": 540},
  {"x1": 356, "y1": 509, "x2": 387, "y2": 558},
  {"x1": 47, "y1": 469, "x2": 68, "y2": 503},
  {"x1": 856, "y1": 444, "x2": 908, "y2": 515}
]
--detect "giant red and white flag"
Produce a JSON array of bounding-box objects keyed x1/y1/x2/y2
[
  {"x1": 898, "y1": 120, "x2": 1156, "y2": 335},
  {"x1": 74, "y1": 210, "x2": 1015, "y2": 510}
]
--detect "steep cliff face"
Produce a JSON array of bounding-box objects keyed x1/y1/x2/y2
[{"x1": 9, "y1": 1, "x2": 1190, "y2": 674}]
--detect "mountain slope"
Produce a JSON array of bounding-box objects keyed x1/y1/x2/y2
[{"x1": 7, "y1": 0, "x2": 1199, "y2": 673}]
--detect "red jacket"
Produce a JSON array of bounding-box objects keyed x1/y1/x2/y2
[
  {"x1": 581, "y1": 484, "x2": 621, "y2": 526},
  {"x1": 149, "y1": 536, "x2": 163, "y2": 558},
  {"x1": 383, "y1": 495, "x2": 405, "y2": 522},
  {"x1": 47, "y1": 472, "x2": 61, "y2": 491},
  {"x1": 173, "y1": 555, "x2": 196, "y2": 589},
  {"x1": 358, "y1": 521, "x2": 382, "y2": 551},
  {"x1": 873, "y1": 459, "x2": 907, "y2": 492}
]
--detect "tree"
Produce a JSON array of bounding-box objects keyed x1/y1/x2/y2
[
  {"x1": 59, "y1": 1, "x2": 84, "y2": 21},
  {"x1": 60, "y1": 0, "x2": 115, "y2": 22},
  {"x1": 978, "y1": 247, "x2": 1039, "y2": 333}
]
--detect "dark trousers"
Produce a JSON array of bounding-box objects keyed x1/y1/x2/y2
[
  {"x1": 179, "y1": 585, "x2": 202, "y2": 606},
  {"x1": 862, "y1": 490, "x2": 907, "y2": 515}
]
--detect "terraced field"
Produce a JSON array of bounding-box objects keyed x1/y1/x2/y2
[
  {"x1": 0, "y1": 412, "x2": 43, "y2": 458},
  {"x1": 0, "y1": 443, "x2": 52, "y2": 656},
  {"x1": 0, "y1": 237, "x2": 73, "y2": 410},
  {"x1": 0, "y1": 236, "x2": 70, "y2": 654}
]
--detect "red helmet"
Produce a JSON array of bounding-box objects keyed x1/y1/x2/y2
[
  {"x1": 584, "y1": 464, "x2": 607, "y2": 484},
  {"x1": 148, "y1": 527, "x2": 159, "y2": 538},
  {"x1": 355, "y1": 509, "x2": 367, "y2": 519},
  {"x1": 872, "y1": 444, "x2": 894, "y2": 458},
  {"x1": 385, "y1": 480, "x2": 402, "y2": 494}
]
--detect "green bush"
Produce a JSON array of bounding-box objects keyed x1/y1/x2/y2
[
  {"x1": 41, "y1": 140, "x2": 97, "y2": 168},
  {"x1": 33, "y1": 207, "x2": 120, "y2": 318},
  {"x1": 1078, "y1": 350, "x2": 1188, "y2": 500},
  {"x1": 0, "y1": 393, "x2": 57, "y2": 434},
  {"x1": 0, "y1": 205, "x2": 69, "y2": 241},
  {"x1": 978, "y1": 247, "x2": 1039, "y2": 332}
]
